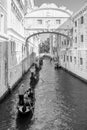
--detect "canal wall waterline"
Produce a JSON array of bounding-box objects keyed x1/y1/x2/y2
[
  {"x1": 61, "y1": 66, "x2": 87, "y2": 84},
  {"x1": 0, "y1": 65, "x2": 32, "y2": 103}
]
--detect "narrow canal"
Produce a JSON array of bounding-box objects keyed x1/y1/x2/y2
[{"x1": 0, "y1": 58, "x2": 87, "y2": 130}]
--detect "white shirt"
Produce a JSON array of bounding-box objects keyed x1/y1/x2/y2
[{"x1": 19, "y1": 86, "x2": 25, "y2": 95}]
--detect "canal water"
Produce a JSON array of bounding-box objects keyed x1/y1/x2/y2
[{"x1": 0, "y1": 58, "x2": 87, "y2": 130}]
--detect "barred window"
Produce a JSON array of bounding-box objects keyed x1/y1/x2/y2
[
  {"x1": 75, "y1": 21, "x2": 77, "y2": 27},
  {"x1": 70, "y1": 56, "x2": 72, "y2": 62},
  {"x1": 81, "y1": 35, "x2": 84, "y2": 42},
  {"x1": 37, "y1": 20, "x2": 42, "y2": 24},
  {"x1": 11, "y1": 41, "x2": 16, "y2": 53},
  {"x1": 81, "y1": 16, "x2": 84, "y2": 24},
  {"x1": 80, "y1": 58, "x2": 83, "y2": 65},
  {"x1": 74, "y1": 57, "x2": 76, "y2": 64},
  {"x1": 67, "y1": 56, "x2": 69, "y2": 61},
  {"x1": 56, "y1": 19, "x2": 61, "y2": 24}
]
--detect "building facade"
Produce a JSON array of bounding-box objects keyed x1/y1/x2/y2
[
  {"x1": 58, "y1": 3, "x2": 87, "y2": 81},
  {"x1": 26, "y1": 34, "x2": 40, "y2": 68},
  {"x1": 0, "y1": 0, "x2": 8, "y2": 98},
  {"x1": 7, "y1": 0, "x2": 27, "y2": 88},
  {"x1": 0, "y1": 0, "x2": 35, "y2": 99},
  {"x1": 1, "y1": 1, "x2": 87, "y2": 100}
]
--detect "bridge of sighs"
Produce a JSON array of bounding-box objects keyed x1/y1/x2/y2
[{"x1": 24, "y1": 3, "x2": 73, "y2": 60}]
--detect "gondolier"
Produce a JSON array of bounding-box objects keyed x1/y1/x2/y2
[
  {"x1": 18, "y1": 84, "x2": 25, "y2": 105},
  {"x1": 17, "y1": 85, "x2": 35, "y2": 115}
]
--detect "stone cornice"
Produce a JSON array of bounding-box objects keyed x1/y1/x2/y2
[
  {"x1": 16, "y1": 0, "x2": 26, "y2": 14},
  {"x1": 0, "y1": 33, "x2": 8, "y2": 40},
  {"x1": 0, "y1": 3, "x2": 7, "y2": 13},
  {"x1": 11, "y1": 0, "x2": 23, "y2": 22},
  {"x1": 73, "y1": 4, "x2": 87, "y2": 20},
  {"x1": 8, "y1": 28, "x2": 25, "y2": 40}
]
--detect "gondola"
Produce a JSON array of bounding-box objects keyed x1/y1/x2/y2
[
  {"x1": 39, "y1": 59, "x2": 43, "y2": 66},
  {"x1": 17, "y1": 103, "x2": 34, "y2": 115},
  {"x1": 17, "y1": 104, "x2": 34, "y2": 115},
  {"x1": 17, "y1": 90, "x2": 35, "y2": 115},
  {"x1": 54, "y1": 62, "x2": 61, "y2": 69},
  {"x1": 34, "y1": 72, "x2": 39, "y2": 82},
  {"x1": 30, "y1": 72, "x2": 39, "y2": 87}
]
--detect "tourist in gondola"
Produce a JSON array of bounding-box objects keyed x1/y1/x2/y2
[
  {"x1": 24, "y1": 92, "x2": 31, "y2": 106},
  {"x1": 25, "y1": 88, "x2": 35, "y2": 107},
  {"x1": 35, "y1": 63, "x2": 39, "y2": 73}
]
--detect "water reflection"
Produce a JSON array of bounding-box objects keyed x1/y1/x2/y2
[{"x1": 16, "y1": 113, "x2": 33, "y2": 130}]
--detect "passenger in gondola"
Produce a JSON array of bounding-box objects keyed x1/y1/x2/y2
[
  {"x1": 35, "y1": 71, "x2": 39, "y2": 82},
  {"x1": 30, "y1": 89, "x2": 34, "y2": 100},
  {"x1": 18, "y1": 84, "x2": 25, "y2": 105},
  {"x1": 30, "y1": 72, "x2": 36, "y2": 86},
  {"x1": 27, "y1": 88, "x2": 35, "y2": 103},
  {"x1": 30, "y1": 89, "x2": 35, "y2": 106},
  {"x1": 39, "y1": 59, "x2": 43, "y2": 66},
  {"x1": 35, "y1": 63, "x2": 39, "y2": 73},
  {"x1": 30, "y1": 65, "x2": 35, "y2": 74},
  {"x1": 24, "y1": 92, "x2": 31, "y2": 106}
]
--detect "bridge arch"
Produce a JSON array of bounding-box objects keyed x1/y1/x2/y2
[{"x1": 26, "y1": 31, "x2": 71, "y2": 42}]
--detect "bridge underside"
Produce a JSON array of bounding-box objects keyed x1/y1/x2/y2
[
  {"x1": 39, "y1": 53, "x2": 53, "y2": 58},
  {"x1": 26, "y1": 31, "x2": 71, "y2": 42}
]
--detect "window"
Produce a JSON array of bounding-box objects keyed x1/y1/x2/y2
[
  {"x1": 74, "y1": 57, "x2": 76, "y2": 64},
  {"x1": 24, "y1": 47, "x2": 25, "y2": 54},
  {"x1": 64, "y1": 40, "x2": 66, "y2": 46},
  {"x1": 75, "y1": 37, "x2": 77, "y2": 43},
  {"x1": 75, "y1": 21, "x2": 77, "y2": 27},
  {"x1": 0, "y1": 13, "x2": 4, "y2": 33},
  {"x1": 22, "y1": 46, "x2": 26, "y2": 55},
  {"x1": 70, "y1": 56, "x2": 72, "y2": 62},
  {"x1": 11, "y1": 41, "x2": 15, "y2": 53},
  {"x1": 56, "y1": 19, "x2": 61, "y2": 24},
  {"x1": 67, "y1": 40, "x2": 69, "y2": 45},
  {"x1": 80, "y1": 58, "x2": 83, "y2": 65},
  {"x1": 67, "y1": 56, "x2": 69, "y2": 61},
  {"x1": 81, "y1": 16, "x2": 84, "y2": 24},
  {"x1": 81, "y1": 35, "x2": 84, "y2": 42},
  {"x1": 64, "y1": 55, "x2": 65, "y2": 62},
  {"x1": 37, "y1": 19, "x2": 42, "y2": 24},
  {"x1": 62, "y1": 41, "x2": 63, "y2": 46}
]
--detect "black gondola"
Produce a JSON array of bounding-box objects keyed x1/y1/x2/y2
[
  {"x1": 30, "y1": 71, "x2": 39, "y2": 87},
  {"x1": 17, "y1": 89, "x2": 35, "y2": 115},
  {"x1": 34, "y1": 72, "x2": 39, "y2": 82},
  {"x1": 39, "y1": 59, "x2": 43, "y2": 66},
  {"x1": 54, "y1": 62, "x2": 61, "y2": 69},
  {"x1": 30, "y1": 73, "x2": 37, "y2": 87}
]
